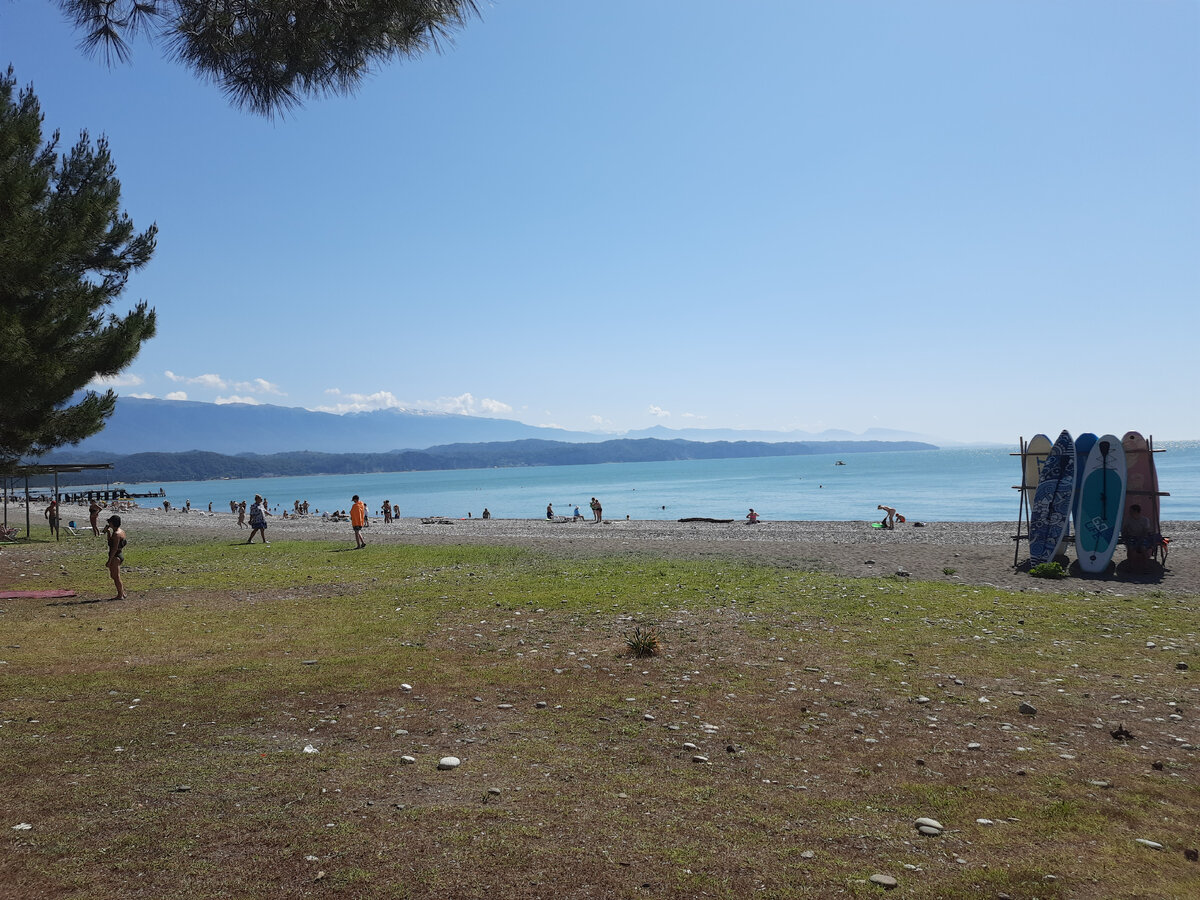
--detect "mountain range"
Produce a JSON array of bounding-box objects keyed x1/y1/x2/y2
[{"x1": 65, "y1": 398, "x2": 947, "y2": 456}]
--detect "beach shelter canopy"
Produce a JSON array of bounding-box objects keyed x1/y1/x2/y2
[{"x1": 0, "y1": 462, "x2": 113, "y2": 540}]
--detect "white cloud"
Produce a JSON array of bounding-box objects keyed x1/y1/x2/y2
[
  {"x1": 233, "y1": 377, "x2": 285, "y2": 396},
  {"x1": 90, "y1": 372, "x2": 144, "y2": 388},
  {"x1": 165, "y1": 391, "x2": 188, "y2": 401},
  {"x1": 314, "y1": 389, "x2": 512, "y2": 417},
  {"x1": 315, "y1": 389, "x2": 404, "y2": 414},
  {"x1": 681, "y1": 412, "x2": 707, "y2": 420},
  {"x1": 432, "y1": 392, "x2": 512, "y2": 417},
  {"x1": 128, "y1": 392, "x2": 156, "y2": 399},
  {"x1": 590, "y1": 414, "x2": 613, "y2": 426},
  {"x1": 479, "y1": 397, "x2": 513, "y2": 415},
  {"x1": 648, "y1": 405, "x2": 671, "y2": 418},
  {"x1": 165, "y1": 371, "x2": 284, "y2": 396},
  {"x1": 165, "y1": 370, "x2": 226, "y2": 389},
  {"x1": 215, "y1": 395, "x2": 260, "y2": 405}
]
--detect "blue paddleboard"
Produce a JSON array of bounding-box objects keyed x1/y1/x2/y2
[
  {"x1": 1072, "y1": 433, "x2": 1097, "y2": 536},
  {"x1": 1077, "y1": 435, "x2": 1127, "y2": 573},
  {"x1": 1028, "y1": 430, "x2": 1075, "y2": 565}
]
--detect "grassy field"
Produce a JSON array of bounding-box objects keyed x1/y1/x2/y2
[{"x1": 2, "y1": 528, "x2": 1198, "y2": 898}]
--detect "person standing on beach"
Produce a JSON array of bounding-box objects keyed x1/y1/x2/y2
[
  {"x1": 89, "y1": 499, "x2": 102, "y2": 536},
  {"x1": 44, "y1": 500, "x2": 60, "y2": 538},
  {"x1": 590, "y1": 497, "x2": 602, "y2": 523},
  {"x1": 382, "y1": 500, "x2": 392, "y2": 524},
  {"x1": 546, "y1": 503, "x2": 555, "y2": 520},
  {"x1": 350, "y1": 495, "x2": 368, "y2": 548},
  {"x1": 237, "y1": 501, "x2": 247, "y2": 528},
  {"x1": 247, "y1": 495, "x2": 269, "y2": 544},
  {"x1": 105, "y1": 514, "x2": 127, "y2": 600}
]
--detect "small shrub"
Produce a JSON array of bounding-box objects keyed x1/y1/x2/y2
[
  {"x1": 942, "y1": 567, "x2": 957, "y2": 576},
  {"x1": 1030, "y1": 562, "x2": 1067, "y2": 579},
  {"x1": 626, "y1": 627, "x2": 660, "y2": 658}
]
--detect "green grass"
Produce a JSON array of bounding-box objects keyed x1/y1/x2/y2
[{"x1": 1, "y1": 530, "x2": 1198, "y2": 898}]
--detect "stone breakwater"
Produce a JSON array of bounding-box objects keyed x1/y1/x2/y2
[{"x1": 93, "y1": 506, "x2": 1200, "y2": 597}]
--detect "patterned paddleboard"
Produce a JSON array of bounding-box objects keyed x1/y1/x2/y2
[
  {"x1": 1029, "y1": 430, "x2": 1075, "y2": 564},
  {"x1": 1023, "y1": 434, "x2": 1052, "y2": 510},
  {"x1": 1077, "y1": 434, "x2": 1127, "y2": 573}
]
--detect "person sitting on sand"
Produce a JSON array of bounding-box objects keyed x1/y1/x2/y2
[
  {"x1": 482, "y1": 508, "x2": 491, "y2": 519},
  {"x1": 573, "y1": 505, "x2": 584, "y2": 521},
  {"x1": 1122, "y1": 503, "x2": 1155, "y2": 572},
  {"x1": 746, "y1": 508, "x2": 759, "y2": 524}
]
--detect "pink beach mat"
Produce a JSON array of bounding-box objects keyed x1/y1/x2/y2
[{"x1": 0, "y1": 589, "x2": 77, "y2": 599}]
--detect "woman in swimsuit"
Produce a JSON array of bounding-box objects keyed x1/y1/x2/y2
[{"x1": 105, "y1": 515, "x2": 128, "y2": 600}]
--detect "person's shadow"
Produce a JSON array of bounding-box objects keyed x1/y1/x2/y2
[
  {"x1": 1113, "y1": 558, "x2": 1166, "y2": 583},
  {"x1": 1067, "y1": 558, "x2": 1166, "y2": 583},
  {"x1": 47, "y1": 596, "x2": 122, "y2": 606}
]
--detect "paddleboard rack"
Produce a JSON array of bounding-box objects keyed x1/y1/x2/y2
[{"x1": 1010, "y1": 434, "x2": 1170, "y2": 568}]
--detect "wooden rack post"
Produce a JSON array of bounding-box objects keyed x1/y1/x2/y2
[{"x1": 1011, "y1": 436, "x2": 1031, "y2": 567}]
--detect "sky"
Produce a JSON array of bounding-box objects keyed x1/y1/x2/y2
[{"x1": 2, "y1": 1, "x2": 1197, "y2": 443}]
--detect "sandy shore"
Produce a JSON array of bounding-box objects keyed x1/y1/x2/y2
[{"x1": 75, "y1": 506, "x2": 1200, "y2": 597}]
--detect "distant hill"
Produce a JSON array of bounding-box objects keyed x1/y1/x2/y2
[
  {"x1": 62, "y1": 397, "x2": 950, "y2": 456},
  {"x1": 67, "y1": 398, "x2": 603, "y2": 455},
  {"x1": 45, "y1": 437, "x2": 938, "y2": 485}
]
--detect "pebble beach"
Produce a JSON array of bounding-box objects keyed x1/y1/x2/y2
[{"x1": 85, "y1": 506, "x2": 1200, "y2": 597}]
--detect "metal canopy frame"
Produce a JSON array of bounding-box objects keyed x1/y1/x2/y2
[{"x1": 1, "y1": 463, "x2": 114, "y2": 541}]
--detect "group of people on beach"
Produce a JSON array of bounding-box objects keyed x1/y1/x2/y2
[{"x1": 546, "y1": 497, "x2": 604, "y2": 523}]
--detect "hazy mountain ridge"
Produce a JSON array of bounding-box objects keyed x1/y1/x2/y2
[
  {"x1": 43, "y1": 437, "x2": 938, "y2": 485},
  {"x1": 64, "y1": 398, "x2": 953, "y2": 455}
]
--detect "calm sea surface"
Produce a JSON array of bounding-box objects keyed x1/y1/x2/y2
[{"x1": 73, "y1": 442, "x2": 1200, "y2": 522}]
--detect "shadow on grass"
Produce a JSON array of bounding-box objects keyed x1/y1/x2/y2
[{"x1": 47, "y1": 595, "x2": 124, "y2": 607}]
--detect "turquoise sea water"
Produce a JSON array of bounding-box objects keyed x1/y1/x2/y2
[{"x1": 78, "y1": 442, "x2": 1199, "y2": 523}]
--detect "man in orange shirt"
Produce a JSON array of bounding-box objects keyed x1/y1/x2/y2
[{"x1": 350, "y1": 495, "x2": 368, "y2": 549}]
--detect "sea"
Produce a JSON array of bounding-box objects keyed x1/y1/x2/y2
[{"x1": 55, "y1": 441, "x2": 1200, "y2": 523}]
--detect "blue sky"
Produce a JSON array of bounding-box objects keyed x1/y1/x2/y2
[{"x1": 3, "y1": 1, "x2": 1196, "y2": 442}]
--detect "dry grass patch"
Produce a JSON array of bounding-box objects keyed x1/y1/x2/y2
[{"x1": 2, "y1": 533, "x2": 1198, "y2": 898}]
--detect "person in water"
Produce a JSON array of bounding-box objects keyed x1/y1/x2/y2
[{"x1": 105, "y1": 515, "x2": 128, "y2": 600}]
